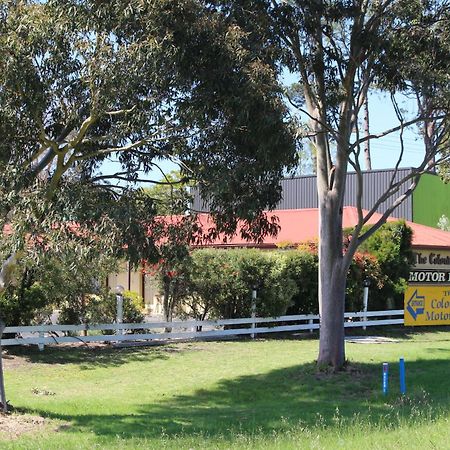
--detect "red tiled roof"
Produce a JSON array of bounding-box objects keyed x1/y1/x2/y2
[
  {"x1": 198, "y1": 207, "x2": 450, "y2": 250},
  {"x1": 4, "y1": 207, "x2": 449, "y2": 251}
]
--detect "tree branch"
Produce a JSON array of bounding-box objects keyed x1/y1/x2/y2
[{"x1": 350, "y1": 114, "x2": 446, "y2": 149}]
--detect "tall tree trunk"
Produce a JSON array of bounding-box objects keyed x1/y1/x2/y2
[
  {"x1": 363, "y1": 96, "x2": 372, "y2": 171},
  {"x1": 317, "y1": 196, "x2": 347, "y2": 369}
]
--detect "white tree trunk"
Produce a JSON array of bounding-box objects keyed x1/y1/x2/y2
[{"x1": 0, "y1": 253, "x2": 17, "y2": 293}]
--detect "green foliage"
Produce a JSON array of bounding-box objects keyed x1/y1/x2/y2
[
  {"x1": 179, "y1": 249, "x2": 235, "y2": 321},
  {"x1": 0, "y1": 232, "x2": 122, "y2": 327},
  {"x1": 149, "y1": 216, "x2": 197, "y2": 322},
  {"x1": 159, "y1": 245, "x2": 396, "y2": 319},
  {"x1": 345, "y1": 253, "x2": 384, "y2": 312},
  {"x1": 0, "y1": 0, "x2": 297, "y2": 262},
  {"x1": 283, "y1": 250, "x2": 319, "y2": 314},
  {"x1": 283, "y1": 248, "x2": 384, "y2": 314},
  {"x1": 58, "y1": 290, "x2": 144, "y2": 332},
  {"x1": 357, "y1": 221, "x2": 414, "y2": 309},
  {"x1": 143, "y1": 171, "x2": 192, "y2": 216},
  {"x1": 437, "y1": 215, "x2": 450, "y2": 231},
  {"x1": 0, "y1": 280, "x2": 51, "y2": 327},
  {"x1": 211, "y1": 249, "x2": 297, "y2": 319},
  {"x1": 122, "y1": 290, "x2": 145, "y2": 312},
  {"x1": 171, "y1": 248, "x2": 298, "y2": 320}
]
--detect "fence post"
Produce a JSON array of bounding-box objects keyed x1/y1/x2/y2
[
  {"x1": 309, "y1": 318, "x2": 313, "y2": 333},
  {"x1": 251, "y1": 288, "x2": 257, "y2": 339},
  {"x1": 38, "y1": 331, "x2": 44, "y2": 351}
]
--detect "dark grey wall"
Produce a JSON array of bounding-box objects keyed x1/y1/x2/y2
[{"x1": 191, "y1": 168, "x2": 414, "y2": 220}]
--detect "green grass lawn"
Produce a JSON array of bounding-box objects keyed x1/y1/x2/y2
[{"x1": 2, "y1": 328, "x2": 450, "y2": 449}]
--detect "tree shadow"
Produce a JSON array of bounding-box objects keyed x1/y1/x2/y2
[
  {"x1": 366, "y1": 325, "x2": 450, "y2": 340},
  {"x1": 19, "y1": 358, "x2": 450, "y2": 441},
  {"x1": 3, "y1": 343, "x2": 197, "y2": 370}
]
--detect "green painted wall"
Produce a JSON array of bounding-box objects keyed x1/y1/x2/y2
[{"x1": 413, "y1": 173, "x2": 450, "y2": 227}]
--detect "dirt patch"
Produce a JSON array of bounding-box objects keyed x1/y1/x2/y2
[
  {"x1": 1, "y1": 352, "x2": 30, "y2": 370},
  {"x1": 0, "y1": 412, "x2": 47, "y2": 439}
]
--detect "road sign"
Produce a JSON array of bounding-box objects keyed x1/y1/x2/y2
[{"x1": 404, "y1": 286, "x2": 450, "y2": 326}]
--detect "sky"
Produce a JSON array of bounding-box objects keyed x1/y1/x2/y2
[
  {"x1": 362, "y1": 92, "x2": 425, "y2": 170},
  {"x1": 100, "y1": 88, "x2": 426, "y2": 186}
]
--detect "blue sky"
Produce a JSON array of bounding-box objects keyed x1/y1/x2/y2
[
  {"x1": 363, "y1": 91, "x2": 425, "y2": 169},
  {"x1": 100, "y1": 89, "x2": 426, "y2": 186}
]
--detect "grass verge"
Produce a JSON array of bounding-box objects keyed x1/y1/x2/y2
[{"x1": 2, "y1": 328, "x2": 450, "y2": 449}]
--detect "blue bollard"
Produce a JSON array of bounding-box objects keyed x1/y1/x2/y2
[
  {"x1": 382, "y1": 362, "x2": 389, "y2": 395},
  {"x1": 399, "y1": 357, "x2": 406, "y2": 395}
]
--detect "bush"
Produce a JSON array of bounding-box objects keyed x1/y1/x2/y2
[
  {"x1": 217, "y1": 249, "x2": 297, "y2": 319},
  {"x1": 283, "y1": 250, "x2": 318, "y2": 314},
  {"x1": 156, "y1": 222, "x2": 412, "y2": 322},
  {"x1": 356, "y1": 221, "x2": 413, "y2": 309},
  {"x1": 283, "y1": 247, "x2": 384, "y2": 314},
  {"x1": 180, "y1": 249, "x2": 298, "y2": 320},
  {"x1": 345, "y1": 252, "x2": 384, "y2": 311},
  {"x1": 58, "y1": 289, "x2": 144, "y2": 333},
  {"x1": 0, "y1": 281, "x2": 53, "y2": 327}
]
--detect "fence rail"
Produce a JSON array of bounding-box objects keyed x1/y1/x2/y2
[{"x1": 1, "y1": 310, "x2": 404, "y2": 349}]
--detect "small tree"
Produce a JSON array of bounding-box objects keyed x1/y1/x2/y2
[
  {"x1": 437, "y1": 215, "x2": 450, "y2": 231},
  {"x1": 144, "y1": 171, "x2": 192, "y2": 216}
]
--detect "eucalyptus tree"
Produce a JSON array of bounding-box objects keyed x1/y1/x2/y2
[
  {"x1": 205, "y1": 0, "x2": 450, "y2": 369},
  {"x1": 0, "y1": 0, "x2": 298, "y2": 411},
  {"x1": 266, "y1": 0, "x2": 450, "y2": 368},
  {"x1": 0, "y1": 0, "x2": 297, "y2": 290}
]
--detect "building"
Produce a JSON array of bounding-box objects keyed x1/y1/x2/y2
[
  {"x1": 112, "y1": 206, "x2": 450, "y2": 314},
  {"x1": 192, "y1": 168, "x2": 450, "y2": 228}
]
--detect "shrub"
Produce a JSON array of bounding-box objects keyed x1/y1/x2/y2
[
  {"x1": 283, "y1": 247, "x2": 384, "y2": 314},
  {"x1": 180, "y1": 249, "x2": 298, "y2": 320},
  {"x1": 283, "y1": 250, "x2": 319, "y2": 314},
  {"x1": 219, "y1": 249, "x2": 297, "y2": 319},
  {"x1": 346, "y1": 252, "x2": 384, "y2": 311},
  {"x1": 0, "y1": 280, "x2": 52, "y2": 327},
  {"x1": 58, "y1": 289, "x2": 144, "y2": 332},
  {"x1": 356, "y1": 221, "x2": 413, "y2": 309}
]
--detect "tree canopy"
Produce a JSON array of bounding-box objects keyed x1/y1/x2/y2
[{"x1": 0, "y1": 0, "x2": 298, "y2": 289}]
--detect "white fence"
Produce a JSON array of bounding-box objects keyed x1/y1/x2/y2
[{"x1": 1, "y1": 310, "x2": 404, "y2": 350}]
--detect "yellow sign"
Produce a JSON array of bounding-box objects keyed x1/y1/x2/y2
[{"x1": 404, "y1": 286, "x2": 450, "y2": 326}]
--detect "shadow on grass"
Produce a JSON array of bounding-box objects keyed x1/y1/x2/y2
[
  {"x1": 359, "y1": 325, "x2": 450, "y2": 340},
  {"x1": 260, "y1": 325, "x2": 450, "y2": 342},
  {"x1": 3, "y1": 343, "x2": 196, "y2": 370},
  {"x1": 20, "y1": 358, "x2": 450, "y2": 441}
]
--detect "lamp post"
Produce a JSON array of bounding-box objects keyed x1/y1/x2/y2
[
  {"x1": 115, "y1": 285, "x2": 125, "y2": 336},
  {"x1": 362, "y1": 278, "x2": 371, "y2": 330}
]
